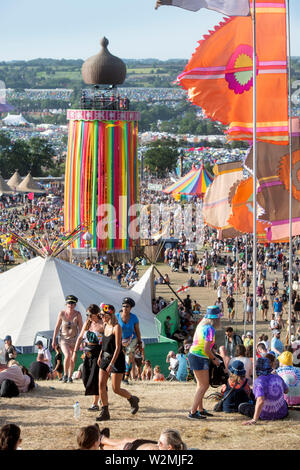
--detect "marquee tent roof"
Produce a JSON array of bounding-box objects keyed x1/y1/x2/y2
[
  {"x1": 163, "y1": 163, "x2": 213, "y2": 197},
  {"x1": 0, "y1": 174, "x2": 13, "y2": 195},
  {"x1": 0, "y1": 257, "x2": 159, "y2": 347},
  {"x1": 7, "y1": 171, "x2": 23, "y2": 191},
  {"x1": 16, "y1": 173, "x2": 45, "y2": 193},
  {"x1": 2, "y1": 113, "x2": 30, "y2": 126}
]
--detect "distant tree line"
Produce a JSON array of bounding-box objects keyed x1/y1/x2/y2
[{"x1": 0, "y1": 132, "x2": 64, "y2": 178}]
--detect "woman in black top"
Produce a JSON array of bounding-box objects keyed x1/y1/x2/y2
[
  {"x1": 4, "y1": 336, "x2": 17, "y2": 365},
  {"x1": 53, "y1": 344, "x2": 64, "y2": 380},
  {"x1": 294, "y1": 294, "x2": 300, "y2": 321},
  {"x1": 261, "y1": 296, "x2": 269, "y2": 322},
  {"x1": 72, "y1": 304, "x2": 104, "y2": 411},
  {"x1": 96, "y1": 304, "x2": 139, "y2": 421}
]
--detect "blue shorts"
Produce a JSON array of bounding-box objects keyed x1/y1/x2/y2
[{"x1": 187, "y1": 352, "x2": 209, "y2": 371}]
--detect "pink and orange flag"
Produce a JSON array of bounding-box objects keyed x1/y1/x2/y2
[{"x1": 178, "y1": 0, "x2": 288, "y2": 145}]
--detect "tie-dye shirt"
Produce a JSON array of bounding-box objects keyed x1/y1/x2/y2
[
  {"x1": 254, "y1": 374, "x2": 288, "y2": 420},
  {"x1": 190, "y1": 323, "x2": 215, "y2": 359}
]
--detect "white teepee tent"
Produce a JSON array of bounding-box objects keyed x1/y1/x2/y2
[{"x1": 0, "y1": 257, "x2": 158, "y2": 347}]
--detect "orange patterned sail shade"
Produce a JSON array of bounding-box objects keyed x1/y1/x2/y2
[{"x1": 177, "y1": 0, "x2": 288, "y2": 145}]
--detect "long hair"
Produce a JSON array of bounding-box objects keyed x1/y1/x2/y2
[
  {"x1": 0, "y1": 424, "x2": 21, "y2": 450},
  {"x1": 85, "y1": 304, "x2": 101, "y2": 331},
  {"x1": 199, "y1": 317, "x2": 221, "y2": 330},
  {"x1": 160, "y1": 429, "x2": 187, "y2": 450}
]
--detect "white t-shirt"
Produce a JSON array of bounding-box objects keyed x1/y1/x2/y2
[
  {"x1": 38, "y1": 347, "x2": 52, "y2": 368},
  {"x1": 169, "y1": 357, "x2": 179, "y2": 376}
]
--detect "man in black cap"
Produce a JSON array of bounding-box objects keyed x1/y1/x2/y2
[
  {"x1": 116, "y1": 297, "x2": 142, "y2": 384},
  {"x1": 52, "y1": 294, "x2": 82, "y2": 383}
]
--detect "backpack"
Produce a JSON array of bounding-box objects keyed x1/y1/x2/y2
[
  {"x1": 0, "y1": 379, "x2": 19, "y2": 398},
  {"x1": 209, "y1": 355, "x2": 228, "y2": 388}
]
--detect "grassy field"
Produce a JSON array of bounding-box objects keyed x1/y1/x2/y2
[{"x1": 1, "y1": 377, "x2": 300, "y2": 450}]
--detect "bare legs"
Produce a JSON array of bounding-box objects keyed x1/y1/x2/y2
[
  {"x1": 190, "y1": 369, "x2": 210, "y2": 415},
  {"x1": 60, "y1": 342, "x2": 75, "y2": 379},
  {"x1": 99, "y1": 370, "x2": 131, "y2": 406}
]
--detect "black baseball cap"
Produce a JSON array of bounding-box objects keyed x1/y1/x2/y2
[
  {"x1": 65, "y1": 295, "x2": 78, "y2": 304},
  {"x1": 122, "y1": 297, "x2": 135, "y2": 308}
]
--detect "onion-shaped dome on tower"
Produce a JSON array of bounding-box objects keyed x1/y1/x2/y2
[{"x1": 81, "y1": 37, "x2": 127, "y2": 85}]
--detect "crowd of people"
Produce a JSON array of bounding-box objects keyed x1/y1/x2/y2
[{"x1": 2, "y1": 192, "x2": 300, "y2": 450}]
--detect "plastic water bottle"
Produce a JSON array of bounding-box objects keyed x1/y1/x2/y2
[{"x1": 73, "y1": 401, "x2": 80, "y2": 420}]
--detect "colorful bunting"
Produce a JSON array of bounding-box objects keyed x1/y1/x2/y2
[{"x1": 64, "y1": 119, "x2": 139, "y2": 251}]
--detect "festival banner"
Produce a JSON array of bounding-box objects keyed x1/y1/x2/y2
[
  {"x1": 245, "y1": 134, "x2": 300, "y2": 242},
  {"x1": 177, "y1": 0, "x2": 288, "y2": 145}
]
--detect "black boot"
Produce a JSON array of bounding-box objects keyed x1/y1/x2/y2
[
  {"x1": 96, "y1": 405, "x2": 110, "y2": 421},
  {"x1": 128, "y1": 395, "x2": 139, "y2": 415}
]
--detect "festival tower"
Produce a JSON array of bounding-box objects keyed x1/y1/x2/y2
[{"x1": 64, "y1": 37, "x2": 140, "y2": 252}]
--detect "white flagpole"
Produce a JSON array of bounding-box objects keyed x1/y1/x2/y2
[
  {"x1": 287, "y1": 0, "x2": 293, "y2": 346},
  {"x1": 252, "y1": 0, "x2": 257, "y2": 381}
]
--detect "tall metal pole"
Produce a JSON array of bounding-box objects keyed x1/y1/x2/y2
[
  {"x1": 287, "y1": 0, "x2": 293, "y2": 345},
  {"x1": 244, "y1": 234, "x2": 248, "y2": 337},
  {"x1": 235, "y1": 237, "x2": 239, "y2": 323},
  {"x1": 252, "y1": 0, "x2": 258, "y2": 381}
]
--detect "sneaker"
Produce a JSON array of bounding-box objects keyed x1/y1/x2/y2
[
  {"x1": 188, "y1": 412, "x2": 207, "y2": 420},
  {"x1": 128, "y1": 395, "x2": 140, "y2": 415},
  {"x1": 88, "y1": 404, "x2": 100, "y2": 411},
  {"x1": 58, "y1": 378, "x2": 63, "y2": 382},
  {"x1": 96, "y1": 406, "x2": 110, "y2": 422},
  {"x1": 63, "y1": 375, "x2": 68, "y2": 383},
  {"x1": 198, "y1": 409, "x2": 213, "y2": 417},
  {"x1": 122, "y1": 378, "x2": 129, "y2": 385},
  {"x1": 67, "y1": 377, "x2": 73, "y2": 383}
]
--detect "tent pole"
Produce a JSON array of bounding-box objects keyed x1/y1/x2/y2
[
  {"x1": 143, "y1": 253, "x2": 184, "y2": 305},
  {"x1": 287, "y1": 0, "x2": 293, "y2": 346},
  {"x1": 252, "y1": 0, "x2": 258, "y2": 381}
]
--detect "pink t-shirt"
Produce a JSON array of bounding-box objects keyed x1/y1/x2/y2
[{"x1": 0, "y1": 365, "x2": 31, "y2": 393}]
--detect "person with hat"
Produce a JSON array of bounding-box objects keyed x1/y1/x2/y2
[
  {"x1": 4, "y1": 336, "x2": 17, "y2": 365},
  {"x1": 220, "y1": 360, "x2": 253, "y2": 413},
  {"x1": 239, "y1": 357, "x2": 289, "y2": 424},
  {"x1": 187, "y1": 305, "x2": 221, "y2": 420},
  {"x1": 116, "y1": 297, "x2": 142, "y2": 384},
  {"x1": 52, "y1": 294, "x2": 83, "y2": 383},
  {"x1": 96, "y1": 303, "x2": 139, "y2": 421},
  {"x1": 276, "y1": 351, "x2": 300, "y2": 405},
  {"x1": 271, "y1": 330, "x2": 284, "y2": 358}
]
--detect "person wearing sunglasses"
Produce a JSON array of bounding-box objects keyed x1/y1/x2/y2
[
  {"x1": 116, "y1": 297, "x2": 142, "y2": 384},
  {"x1": 96, "y1": 303, "x2": 139, "y2": 421},
  {"x1": 72, "y1": 304, "x2": 104, "y2": 411},
  {"x1": 52, "y1": 295, "x2": 83, "y2": 383}
]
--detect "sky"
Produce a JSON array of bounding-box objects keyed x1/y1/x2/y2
[{"x1": 1, "y1": 0, "x2": 300, "y2": 62}]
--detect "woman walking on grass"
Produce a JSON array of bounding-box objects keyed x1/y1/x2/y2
[{"x1": 96, "y1": 303, "x2": 139, "y2": 421}]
